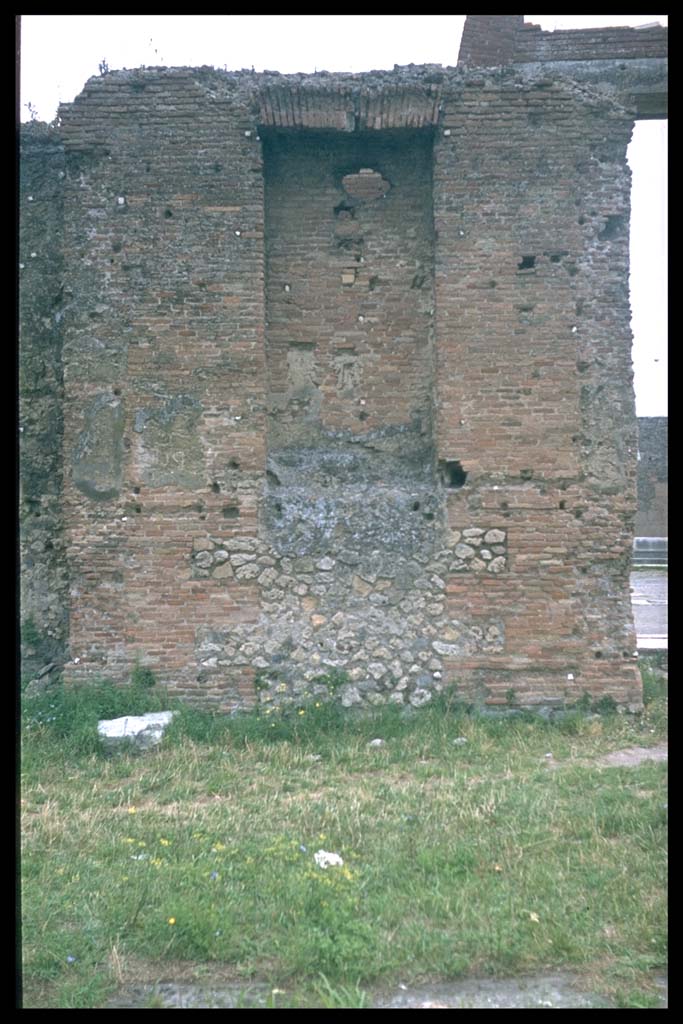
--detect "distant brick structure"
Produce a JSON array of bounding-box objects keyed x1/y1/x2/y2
[
  {"x1": 19, "y1": 16, "x2": 667, "y2": 711},
  {"x1": 636, "y1": 418, "x2": 668, "y2": 537}
]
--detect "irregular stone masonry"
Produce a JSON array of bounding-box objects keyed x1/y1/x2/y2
[{"x1": 19, "y1": 16, "x2": 667, "y2": 711}]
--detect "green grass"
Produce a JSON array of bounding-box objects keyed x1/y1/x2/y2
[{"x1": 20, "y1": 665, "x2": 667, "y2": 1008}]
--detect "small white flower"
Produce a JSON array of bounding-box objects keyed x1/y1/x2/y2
[{"x1": 314, "y1": 849, "x2": 343, "y2": 869}]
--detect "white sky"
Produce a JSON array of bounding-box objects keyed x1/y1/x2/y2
[{"x1": 18, "y1": 15, "x2": 667, "y2": 416}]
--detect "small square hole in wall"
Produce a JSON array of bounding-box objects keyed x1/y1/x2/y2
[{"x1": 439, "y1": 459, "x2": 468, "y2": 488}]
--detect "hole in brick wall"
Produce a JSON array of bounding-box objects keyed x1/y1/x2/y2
[
  {"x1": 113, "y1": 388, "x2": 121, "y2": 396},
  {"x1": 267, "y1": 469, "x2": 281, "y2": 487},
  {"x1": 369, "y1": 276, "x2": 379, "y2": 291},
  {"x1": 411, "y1": 273, "x2": 426, "y2": 289},
  {"x1": 341, "y1": 169, "x2": 391, "y2": 202},
  {"x1": 222, "y1": 505, "x2": 239, "y2": 519},
  {"x1": 274, "y1": 502, "x2": 283, "y2": 517},
  {"x1": 517, "y1": 255, "x2": 536, "y2": 270},
  {"x1": 145, "y1": 163, "x2": 151, "y2": 173},
  {"x1": 358, "y1": 410, "x2": 368, "y2": 421},
  {"x1": 213, "y1": 163, "x2": 223, "y2": 173},
  {"x1": 439, "y1": 460, "x2": 468, "y2": 489},
  {"x1": 594, "y1": 650, "x2": 603, "y2": 659},
  {"x1": 412, "y1": 500, "x2": 421, "y2": 511},
  {"x1": 164, "y1": 209, "x2": 173, "y2": 218},
  {"x1": 133, "y1": 486, "x2": 140, "y2": 494},
  {"x1": 45, "y1": 540, "x2": 53, "y2": 551},
  {"x1": 229, "y1": 458, "x2": 240, "y2": 469},
  {"x1": 559, "y1": 500, "x2": 566, "y2": 510},
  {"x1": 574, "y1": 509, "x2": 583, "y2": 519},
  {"x1": 500, "y1": 501, "x2": 509, "y2": 510},
  {"x1": 520, "y1": 468, "x2": 533, "y2": 480},
  {"x1": 333, "y1": 200, "x2": 355, "y2": 217},
  {"x1": 598, "y1": 214, "x2": 626, "y2": 240},
  {"x1": 211, "y1": 481, "x2": 220, "y2": 493},
  {"x1": 134, "y1": 505, "x2": 142, "y2": 514},
  {"x1": 423, "y1": 511, "x2": 435, "y2": 521}
]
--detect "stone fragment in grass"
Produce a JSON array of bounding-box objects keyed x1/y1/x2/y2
[{"x1": 98, "y1": 711, "x2": 175, "y2": 753}]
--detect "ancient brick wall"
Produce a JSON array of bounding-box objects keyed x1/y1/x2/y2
[
  {"x1": 457, "y1": 15, "x2": 524, "y2": 68},
  {"x1": 19, "y1": 124, "x2": 69, "y2": 681},
  {"x1": 56, "y1": 69, "x2": 267, "y2": 704},
  {"x1": 432, "y1": 70, "x2": 640, "y2": 706},
  {"x1": 458, "y1": 18, "x2": 667, "y2": 68},
  {"x1": 20, "y1": 57, "x2": 651, "y2": 710},
  {"x1": 636, "y1": 418, "x2": 668, "y2": 537},
  {"x1": 514, "y1": 24, "x2": 668, "y2": 64}
]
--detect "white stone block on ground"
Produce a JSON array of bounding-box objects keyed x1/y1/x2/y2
[{"x1": 98, "y1": 712, "x2": 176, "y2": 753}]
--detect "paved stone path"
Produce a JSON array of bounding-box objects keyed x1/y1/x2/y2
[{"x1": 106, "y1": 971, "x2": 668, "y2": 1009}]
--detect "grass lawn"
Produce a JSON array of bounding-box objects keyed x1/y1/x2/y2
[{"x1": 19, "y1": 660, "x2": 667, "y2": 1008}]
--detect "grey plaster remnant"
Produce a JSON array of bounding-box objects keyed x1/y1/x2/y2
[
  {"x1": 136, "y1": 395, "x2": 205, "y2": 489},
  {"x1": 72, "y1": 392, "x2": 124, "y2": 500}
]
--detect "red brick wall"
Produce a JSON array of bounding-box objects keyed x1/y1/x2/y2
[
  {"x1": 458, "y1": 15, "x2": 524, "y2": 67},
  {"x1": 458, "y1": 16, "x2": 667, "y2": 68},
  {"x1": 21, "y1": 64, "x2": 644, "y2": 710},
  {"x1": 59, "y1": 69, "x2": 266, "y2": 703},
  {"x1": 514, "y1": 23, "x2": 668, "y2": 63},
  {"x1": 432, "y1": 70, "x2": 640, "y2": 705}
]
